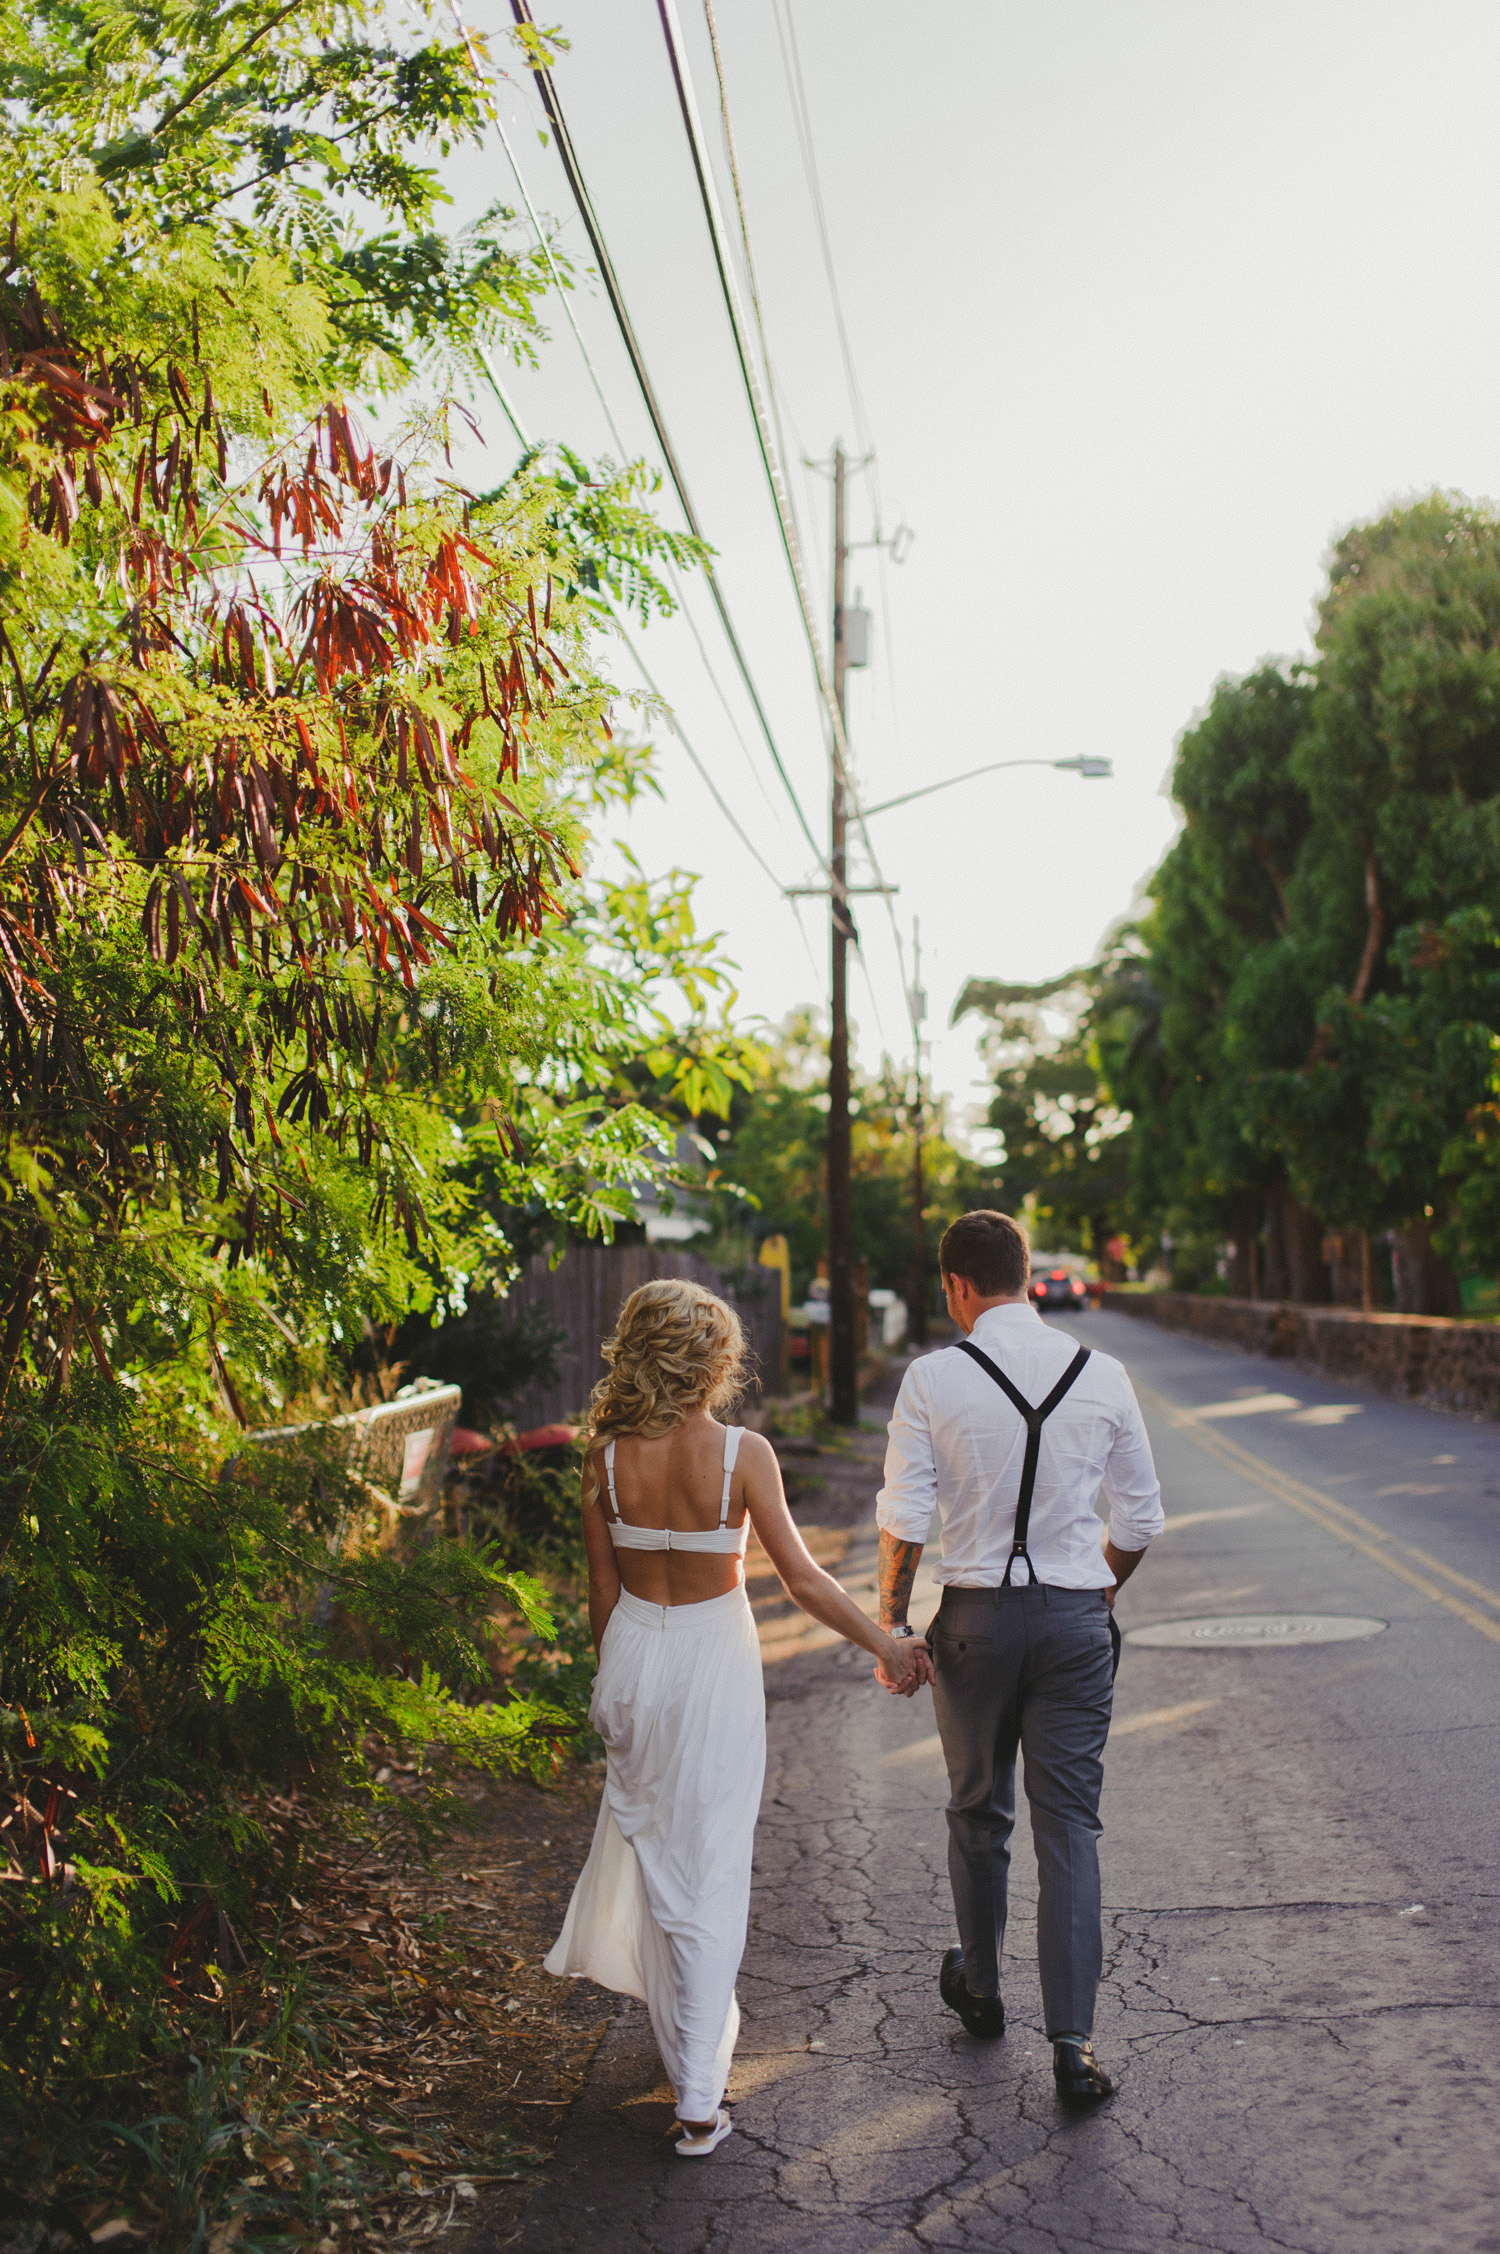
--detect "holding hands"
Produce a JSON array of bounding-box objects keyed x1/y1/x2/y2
[
  {"x1": 874, "y1": 1634, "x2": 935, "y2": 1697},
  {"x1": 740, "y1": 1449, "x2": 936, "y2": 1700}
]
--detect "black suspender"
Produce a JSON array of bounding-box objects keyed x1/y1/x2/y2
[{"x1": 953, "y1": 1339, "x2": 1092, "y2": 1587}]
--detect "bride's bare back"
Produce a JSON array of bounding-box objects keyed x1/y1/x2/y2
[
  {"x1": 585, "y1": 1408, "x2": 753, "y2": 1606},
  {"x1": 577, "y1": 1277, "x2": 921, "y2": 1692}
]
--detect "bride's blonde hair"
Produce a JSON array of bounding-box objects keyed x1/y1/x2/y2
[{"x1": 586, "y1": 1278, "x2": 747, "y2": 1442}]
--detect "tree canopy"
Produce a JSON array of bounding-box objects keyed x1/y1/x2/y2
[
  {"x1": 974, "y1": 496, "x2": 1500, "y2": 1307},
  {"x1": 0, "y1": 0, "x2": 757, "y2": 2169},
  {"x1": 698, "y1": 1010, "x2": 1003, "y2": 1310}
]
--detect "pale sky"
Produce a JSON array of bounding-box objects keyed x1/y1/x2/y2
[{"x1": 439, "y1": 0, "x2": 1500, "y2": 1131}]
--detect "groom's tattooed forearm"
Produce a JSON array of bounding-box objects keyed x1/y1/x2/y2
[{"x1": 878, "y1": 1532, "x2": 922, "y2": 1626}]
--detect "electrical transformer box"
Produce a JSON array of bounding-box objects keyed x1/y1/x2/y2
[{"x1": 840, "y1": 605, "x2": 871, "y2": 668}]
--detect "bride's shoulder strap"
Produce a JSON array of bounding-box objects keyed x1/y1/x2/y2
[{"x1": 719, "y1": 1423, "x2": 745, "y2": 1526}]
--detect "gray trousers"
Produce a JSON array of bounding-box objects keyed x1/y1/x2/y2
[{"x1": 929, "y1": 1583, "x2": 1114, "y2": 2036}]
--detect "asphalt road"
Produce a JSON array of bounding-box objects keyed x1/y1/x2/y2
[{"x1": 506, "y1": 1310, "x2": 1500, "y2": 2254}]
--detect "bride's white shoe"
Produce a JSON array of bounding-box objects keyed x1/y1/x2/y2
[{"x1": 675, "y1": 2107, "x2": 733, "y2": 2157}]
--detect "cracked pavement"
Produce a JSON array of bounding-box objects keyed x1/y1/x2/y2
[{"x1": 503, "y1": 1312, "x2": 1500, "y2": 2252}]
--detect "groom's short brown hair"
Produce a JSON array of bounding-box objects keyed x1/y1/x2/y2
[{"x1": 939, "y1": 1210, "x2": 1030, "y2": 1298}]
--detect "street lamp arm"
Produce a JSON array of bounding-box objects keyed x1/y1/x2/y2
[{"x1": 860, "y1": 754, "x2": 1110, "y2": 820}]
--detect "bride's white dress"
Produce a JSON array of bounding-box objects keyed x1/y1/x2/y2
[{"x1": 544, "y1": 1426, "x2": 766, "y2": 2122}]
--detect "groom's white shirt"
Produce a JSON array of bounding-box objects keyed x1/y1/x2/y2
[{"x1": 875, "y1": 1303, "x2": 1164, "y2": 1589}]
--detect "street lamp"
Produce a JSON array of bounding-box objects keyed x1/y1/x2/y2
[
  {"x1": 857, "y1": 753, "x2": 1113, "y2": 1344},
  {"x1": 861, "y1": 754, "x2": 1112, "y2": 819}
]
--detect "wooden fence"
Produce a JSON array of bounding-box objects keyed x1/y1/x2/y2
[{"x1": 502, "y1": 1245, "x2": 784, "y2": 1431}]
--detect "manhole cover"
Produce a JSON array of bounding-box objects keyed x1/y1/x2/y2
[{"x1": 1127, "y1": 1613, "x2": 1387, "y2": 1650}]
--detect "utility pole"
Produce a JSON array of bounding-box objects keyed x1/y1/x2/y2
[
  {"x1": 827, "y1": 444, "x2": 857, "y2": 1425},
  {"x1": 908, "y1": 918, "x2": 928, "y2": 1347},
  {"x1": 786, "y1": 446, "x2": 901, "y2": 1415}
]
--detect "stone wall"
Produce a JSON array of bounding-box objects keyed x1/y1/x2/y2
[{"x1": 1102, "y1": 1290, "x2": 1500, "y2": 1419}]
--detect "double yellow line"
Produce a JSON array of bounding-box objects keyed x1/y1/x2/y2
[{"x1": 1137, "y1": 1382, "x2": 1500, "y2": 1647}]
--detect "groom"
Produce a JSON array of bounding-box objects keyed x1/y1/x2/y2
[{"x1": 874, "y1": 1210, "x2": 1163, "y2": 2101}]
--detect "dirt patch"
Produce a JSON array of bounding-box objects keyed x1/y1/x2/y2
[{"x1": 274, "y1": 1763, "x2": 611, "y2": 2250}]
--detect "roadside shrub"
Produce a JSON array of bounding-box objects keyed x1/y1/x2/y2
[{"x1": 0, "y1": 1378, "x2": 566, "y2": 2132}]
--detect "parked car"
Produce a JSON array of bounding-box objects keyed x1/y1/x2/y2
[{"x1": 1030, "y1": 1267, "x2": 1089, "y2": 1311}]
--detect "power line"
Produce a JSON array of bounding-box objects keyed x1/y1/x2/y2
[
  {"x1": 698, "y1": 0, "x2": 810, "y2": 578},
  {"x1": 493, "y1": 103, "x2": 795, "y2": 852},
  {"x1": 504, "y1": 3, "x2": 885, "y2": 1041},
  {"x1": 470, "y1": 395, "x2": 790, "y2": 900},
  {"x1": 658, "y1": 0, "x2": 855, "y2": 810},
  {"x1": 465, "y1": 10, "x2": 828, "y2": 1012},
  {"x1": 772, "y1": 0, "x2": 908, "y2": 822},
  {"x1": 661, "y1": 14, "x2": 895, "y2": 1058},
  {"x1": 786, "y1": 895, "x2": 824, "y2": 1003},
  {"x1": 874, "y1": 536, "x2": 905, "y2": 792},
  {"x1": 475, "y1": 262, "x2": 799, "y2": 909},
  {"x1": 494, "y1": 113, "x2": 631, "y2": 460},
  {"x1": 681, "y1": 0, "x2": 913, "y2": 1043},
  {"x1": 507, "y1": 0, "x2": 830, "y2": 881},
  {"x1": 771, "y1": 0, "x2": 877, "y2": 489},
  {"x1": 657, "y1": 3, "x2": 897, "y2": 1414},
  {"x1": 663, "y1": 0, "x2": 903, "y2": 1057},
  {"x1": 612, "y1": 618, "x2": 795, "y2": 904},
  {"x1": 762, "y1": 1, "x2": 923, "y2": 1047},
  {"x1": 668, "y1": 579, "x2": 798, "y2": 845},
  {"x1": 476, "y1": 346, "x2": 532, "y2": 454}
]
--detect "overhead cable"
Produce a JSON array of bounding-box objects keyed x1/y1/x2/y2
[
  {"x1": 476, "y1": 343, "x2": 536, "y2": 464},
  {"x1": 657, "y1": 0, "x2": 856, "y2": 806},
  {"x1": 666, "y1": 574, "x2": 798, "y2": 845},
  {"x1": 697, "y1": 0, "x2": 811, "y2": 576},
  {"x1": 613, "y1": 620, "x2": 793, "y2": 900},
  {"x1": 493, "y1": 108, "x2": 794, "y2": 849},
  {"x1": 772, "y1": 0, "x2": 874, "y2": 456},
  {"x1": 506, "y1": 0, "x2": 831, "y2": 880},
  {"x1": 621, "y1": 618, "x2": 826, "y2": 991},
  {"x1": 771, "y1": 0, "x2": 879, "y2": 506},
  {"x1": 474, "y1": 272, "x2": 796, "y2": 900},
  {"x1": 692, "y1": 0, "x2": 896, "y2": 1054},
  {"x1": 494, "y1": 113, "x2": 631, "y2": 459},
  {"x1": 681, "y1": 0, "x2": 911, "y2": 1028},
  {"x1": 761, "y1": 0, "x2": 921, "y2": 1043}
]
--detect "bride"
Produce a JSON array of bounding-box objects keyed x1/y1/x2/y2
[{"x1": 544, "y1": 1277, "x2": 927, "y2": 2156}]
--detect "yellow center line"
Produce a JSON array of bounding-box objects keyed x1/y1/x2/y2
[
  {"x1": 1136, "y1": 1381, "x2": 1500, "y2": 1647},
  {"x1": 1395, "y1": 1541, "x2": 1500, "y2": 1612},
  {"x1": 1111, "y1": 1698, "x2": 1220, "y2": 1737}
]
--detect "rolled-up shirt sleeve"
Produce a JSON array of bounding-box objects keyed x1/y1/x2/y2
[
  {"x1": 1100, "y1": 1381, "x2": 1165, "y2": 1552},
  {"x1": 875, "y1": 1364, "x2": 939, "y2": 1543}
]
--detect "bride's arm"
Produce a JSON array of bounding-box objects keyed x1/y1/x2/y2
[
  {"x1": 740, "y1": 1432, "x2": 929, "y2": 1692},
  {"x1": 580, "y1": 1448, "x2": 622, "y2": 1654}
]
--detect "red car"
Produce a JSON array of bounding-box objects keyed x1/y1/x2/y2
[{"x1": 1031, "y1": 1268, "x2": 1089, "y2": 1311}]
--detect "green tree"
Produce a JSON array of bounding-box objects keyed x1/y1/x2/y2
[
  {"x1": 1115, "y1": 664, "x2": 1324, "y2": 1294},
  {"x1": 0, "y1": 0, "x2": 559, "y2": 392},
  {"x1": 1014, "y1": 501, "x2": 1500, "y2": 1308},
  {"x1": 0, "y1": 0, "x2": 754, "y2": 2193},
  {"x1": 955, "y1": 955, "x2": 1137, "y2": 1268},
  {"x1": 1269, "y1": 498, "x2": 1500, "y2": 1285},
  {"x1": 703, "y1": 1011, "x2": 1002, "y2": 1306}
]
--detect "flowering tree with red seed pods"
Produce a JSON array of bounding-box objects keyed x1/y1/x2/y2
[
  {"x1": 0, "y1": 5, "x2": 751, "y2": 2162},
  {"x1": 0, "y1": 300, "x2": 681, "y2": 1412}
]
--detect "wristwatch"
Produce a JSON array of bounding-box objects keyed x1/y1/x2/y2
[{"x1": 888, "y1": 1624, "x2": 916, "y2": 1639}]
